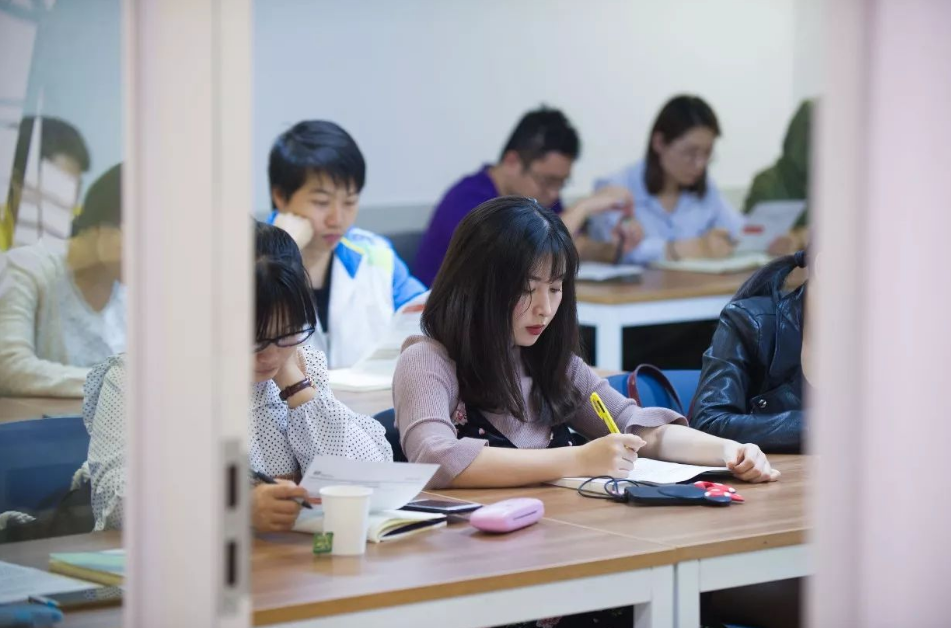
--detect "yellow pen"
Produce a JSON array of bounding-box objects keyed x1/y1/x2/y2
[{"x1": 590, "y1": 392, "x2": 620, "y2": 434}]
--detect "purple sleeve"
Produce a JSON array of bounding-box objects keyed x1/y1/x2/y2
[{"x1": 415, "y1": 187, "x2": 492, "y2": 287}]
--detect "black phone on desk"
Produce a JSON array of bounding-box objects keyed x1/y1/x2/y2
[
  {"x1": 402, "y1": 499, "x2": 482, "y2": 514},
  {"x1": 29, "y1": 586, "x2": 123, "y2": 611}
]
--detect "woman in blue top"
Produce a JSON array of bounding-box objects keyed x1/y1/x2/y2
[{"x1": 590, "y1": 95, "x2": 745, "y2": 265}]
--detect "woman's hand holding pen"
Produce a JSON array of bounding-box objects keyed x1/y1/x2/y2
[
  {"x1": 252, "y1": 480, "x2": 311, "y2": 532},
  {"x1": 575, "y1": 434, "x2": 646, "y2": 478}
]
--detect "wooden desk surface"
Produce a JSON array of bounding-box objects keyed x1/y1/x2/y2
[
  {"x1": 0, "y1": 396, "x2": 82, "y2": 424},
  {"x1": 331, "y1": 387, "x2": 392, "y2": 417},
  {"x1": 0, "y1": 517, "x2": 675, "y2": 627},
  {"x1": 249, "y1": 515, "x2": 673, "y2": 625},
  {"x1": 432, "y1": 455, "x2": 808, "y2": 563},
  {"x1": 576, "y1": 268, "x2": 753, "y2": 305},
  {"x1": 0, "y1": 457, "x2": 806, "y2": 626}
]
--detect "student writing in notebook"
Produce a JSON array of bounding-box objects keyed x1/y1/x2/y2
[
  {"x1": 588, "y1": 95, "x2": 745, "y2": 265},
  {"x1": 267, "y1": 120, "x2": 426, "y2": 369},
  {"x1": 393, "y1": 196, "x2": 779, "y2": 490},
  {"x1": 83, "y1": 223, "x2": 392, "y2": 532},
  {"x1": 690, "y1": 250, "x2": 809, "y2": 452}
]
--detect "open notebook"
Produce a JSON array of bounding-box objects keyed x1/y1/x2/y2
[
  {"x1": 577, "y1": 262, "x2": 643, "y2": 283},
  {"x1": 293, "y1": 457, "x2": 444, "y2": 542},
  {"x1": 293, "y1": 509, "x2": 447, "y2": 543},
  {"x1": 549, "y1": 458, "x2": 731, "y2": 495},
  {"x1": 652, "y1": 252, "x2": 772, "y2": 274},
  {"x1": 328, "y1": 291, "x2": 428, "y2": 392}
]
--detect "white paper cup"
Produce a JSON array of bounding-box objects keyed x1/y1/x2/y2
[{"x1": 319, "y1": 485, "x2": 373, "y2": 556}]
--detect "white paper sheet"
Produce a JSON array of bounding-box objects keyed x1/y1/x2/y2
[
  {"x1": 576, "y1": 262, "x2": 643, "y2": 282},
  {"x1": 0, "y1": 560, "x2": 99, "y2": 604},
  {"x1": 652, "y1": 252, "x2": 772, "y2": 274},
  {"x1": 328, "y1": 291, "x2": 428, "y2": 392},
  {"x1": 735, "y1": 200, "x2": 807, "y2": 254},
  {"x1": 299, "y1": 456, "x2": 439, "y2": 514}
]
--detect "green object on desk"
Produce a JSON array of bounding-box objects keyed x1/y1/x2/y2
[
  {"x1": 312, "y1": 532, "x2": 333, "y2": 555},
  {"x1": 48, "y1": 550, "x2": 125, "y2": 586}
]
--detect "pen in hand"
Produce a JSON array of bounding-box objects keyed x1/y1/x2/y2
[
  {"x1": 250, "y1": 469, "x2": 313, "y2": 509},
  {"x1": 590, "y1": 392, "x2": 644, "y2": 454},
  {"x1": 590, "y1": 392, "x2": 621, "y2": 434}
]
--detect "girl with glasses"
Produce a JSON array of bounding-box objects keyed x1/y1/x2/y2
[{"x1": 83, "y1": 222, "x2": 392, "y2": 532}]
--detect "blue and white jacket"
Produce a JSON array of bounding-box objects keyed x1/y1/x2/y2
[{"x1": 267, "y1": 220, "x2": 427, "y2": 369}]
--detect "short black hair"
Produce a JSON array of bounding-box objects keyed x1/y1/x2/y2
[
  {"x1": 15, "y1": 116, "x2": 91, "y2": 173},
  {"x1": 268, "y1": 120, "x2": 366, "y2": 209},
  {"x1": 6, "y1": 116, "x2": 91, "y2": 217},
  {"x1": 71, "y1": 163, "x2": 122, "y2": 237},
  {"x1": 499, "y1": 107, "x2": 581, "y2": 166},
  {"x1": 254, "y1": 221, "x2": 318, "y2": 342},
  {"x1": 644, "y1": 95, "x2": 720, "y2": 197},
  {"x1": 423, "y1": 196, "x2": 584, "y2": 425}
]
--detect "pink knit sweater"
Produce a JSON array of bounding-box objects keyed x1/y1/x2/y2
[{"x1": 393, "y1": 335, "x2": 686, "y2": 487}]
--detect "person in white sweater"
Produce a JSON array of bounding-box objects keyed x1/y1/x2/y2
[
  {"x1": 83, "y1": 222, "x2": 392, "y2": 531},
  {"x1": 0, "y1": 164, "x2": 125, "y2": 397}
]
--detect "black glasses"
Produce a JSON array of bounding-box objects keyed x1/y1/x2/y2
[
  {"x1": 526, "y1": 169, "x2": 570, "y2": 193},
  {"x1": 254, "y1": 328, "x2": 316, "y2": 353}
]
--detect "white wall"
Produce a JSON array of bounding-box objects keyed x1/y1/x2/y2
[
  {"x1": 254, "y1": 0, "x2": 802, "y2": 223},
  {"x1": 21, "y1": 0, "x2": 123, "y2": 185}
]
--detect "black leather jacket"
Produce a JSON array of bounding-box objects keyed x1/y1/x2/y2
[{"x1": 690, "y1": 286, "x2": 805, "y2": 452}]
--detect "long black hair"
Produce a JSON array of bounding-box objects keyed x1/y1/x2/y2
[
  {"x1": 733, "y1": 249, "x2": 808, "y2": 303},
  {"x1": 254, "y1": 222, "x2": 318, "y2": 342},
  {"x1": 422, "y1": 196, "x2": 584, "y2": 425},
  {"x1": 644, "y1": 95, "x2": 720, "y2": 197}
]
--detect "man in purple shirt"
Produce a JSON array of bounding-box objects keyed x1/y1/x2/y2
[{"x1": 414, "y1": 107, "x2": 640, "y2": 286}]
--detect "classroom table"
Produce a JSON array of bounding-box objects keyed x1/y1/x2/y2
[
  {"x1": 576, "y1": 268, "x2": 754, "y2": 371},
  {"x1": 0, "y1": 517, "x2": 678, "y2": 628},
  {"x1": 0, "y1": 456, "x2": 808, "y2": 628},
  {"x1": 331, "y1": 387, "x2": 392, "y2": 417},
  {"x1": 0, "y1": 386, "x2": 389, "y2": 426},
  {"x1": 0, "y1": 397, "x2": 82, "y2": 424},
  {"x1": 432, "y1": 454, "x2": 810, "y2": 628}
]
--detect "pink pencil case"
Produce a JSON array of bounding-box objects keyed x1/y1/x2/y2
[{"x1": 469, "y1": 497, "x2": 544, "y2": 533}]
